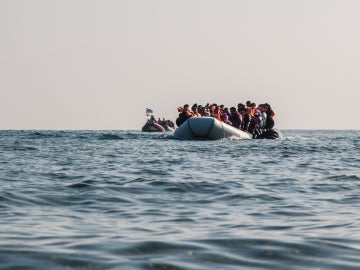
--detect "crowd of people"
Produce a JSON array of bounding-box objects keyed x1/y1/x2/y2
[
  {"x1": 176, "y1": 101, "x2": 275, "y2": 134},
  {"x1": 147, "y1": 115, "x2": 175, "y2": 129}
]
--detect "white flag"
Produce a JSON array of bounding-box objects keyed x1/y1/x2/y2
[{"x1": 146, "y1": 108, "x2": 153, "y2": 116}]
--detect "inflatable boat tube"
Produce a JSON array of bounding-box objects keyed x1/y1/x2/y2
[
  {"x1": 174, "y1": 117, "x2": 252, "y2": 140},
  {"x1": 142, "y1": 122, "x2": 166, "y2": 132}
]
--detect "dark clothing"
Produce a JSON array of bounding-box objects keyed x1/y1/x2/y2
[
  {"x1": 264, "y1": 116, "x2": 274, "y2": 129},
  {"x1": 229, "y1": 111, "x2": 242, "y2": 128},
  {"x1": 264, "y1": 107, "x2": 275, "y2": 129},
  {"x1": 242, "y1": 114, "x2": 252, "y2": 131},
  {"x1": 176, "y1": 111, "x2": 190, "y2": 127}
]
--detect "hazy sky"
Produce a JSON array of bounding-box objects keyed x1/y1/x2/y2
[{"x1": 1, "y1": 0, "x2": 359, "y2": 130}]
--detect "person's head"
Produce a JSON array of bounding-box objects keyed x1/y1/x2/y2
[
  {"x1": 251, "y1": 103, "x2": 256, "y2": 108},
  {"x1": 230, "y1": 107, "x2": 236, "y2": 113},
  {"x1": 203, "y1": 107, "x2": 210, "y2": 116},
  {"x1": 238, "y1": 103, "x2": 244, "y2": 109},
  {"x1": 246, "y1": 100, "x2": 251, "y2": 107},
  {"x1": 183, "y1": 104, "x2": 190, "y2": 111}
]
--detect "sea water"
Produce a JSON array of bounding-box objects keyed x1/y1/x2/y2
[{"x1": 0, "y1": 130, "x2": 359, "y2": 270}]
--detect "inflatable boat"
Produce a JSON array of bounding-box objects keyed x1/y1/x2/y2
[
  {"x1": 142, "y1": 122, "x2": 165, "y2": 132},
  {"x1": 142, "y1": 122, "x2": 176, "y2": 132},
  {"x1": 174, "y1": 117, "x2": 281, "y2": 140}
]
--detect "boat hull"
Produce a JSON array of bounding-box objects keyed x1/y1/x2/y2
[
  {"x1": 174, "y1": 117, "x2": 252, "y2": 140},
  {"x1": 142, "y1": 123, "x2": 165, "y2": 132},
  {"x1": 163, "y1": 125, "x2": 175, "y2": 132}
]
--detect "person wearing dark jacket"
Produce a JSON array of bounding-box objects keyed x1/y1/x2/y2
[
  {"x1": 176, "y1": 104, "x2": 192, "y2": 127},
  {"x1": 229, "y1": 107, "x2": 242, "y2": 129},
  {"x1": 263, "y1": 103, "x2": 275, "y2": 129}
]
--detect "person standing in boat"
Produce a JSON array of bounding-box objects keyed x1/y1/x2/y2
[
  {"x1": 257, "y1": 104, "x2": 267, "y2": 129},
  {"x1": 242, "y1": 101, "x2": 254, "y2": 131},
  {"x1": 253, "y1": 104, "x2": 264, "y2": 129},
  {"x1": 236, "y1": 103, "x2": 246, "y2": 129},
  {"x1": 263, "y1": 103, "x2": 275, "y2": 129},
  {"x1": 221, "y1": 107, "x2": 231, "y2": 124},
  {"x1": 247, "y1": 103, "x2": 261, "y2": 133},
  {"x1": 176, "y1": 104, "x2": 192, "y2": 127},
  {"x1": 229, "y1": 107, "x2": 242, "y2": 129}
]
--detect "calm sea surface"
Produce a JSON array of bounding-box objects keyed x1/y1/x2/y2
[{"x1": 0, "y1": 130, "x2": 359, "y2": 270}]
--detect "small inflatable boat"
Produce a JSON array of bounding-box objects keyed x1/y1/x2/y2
[
  {"x1": 174, "y1": 117, "x2": 281, "y2": 140},
  {"x1": 142, "y1": 122, "x2": 165, "y2": 132}
]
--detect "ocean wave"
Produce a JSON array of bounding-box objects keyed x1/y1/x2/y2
[
  {"x1": 97, "y1": 134, "x2": 124, "y2": 140},
  {"x1": 1, "y1": 237, "x2": 359, "y2": 270},
  {"x1": 1, "y1": 130, "x2": 360, "y2": 270},
  {"x1": 0, "y1": 145, "x2": 39, "y2": 152}
]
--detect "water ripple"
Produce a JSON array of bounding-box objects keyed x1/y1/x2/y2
[{"x1": 0, "y1": 130, "x2": 360, "y2": 269}]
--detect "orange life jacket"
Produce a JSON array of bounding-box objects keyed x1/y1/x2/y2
[{"x1": 247, "y1": 108, "x2": 255, "y2": 116}]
